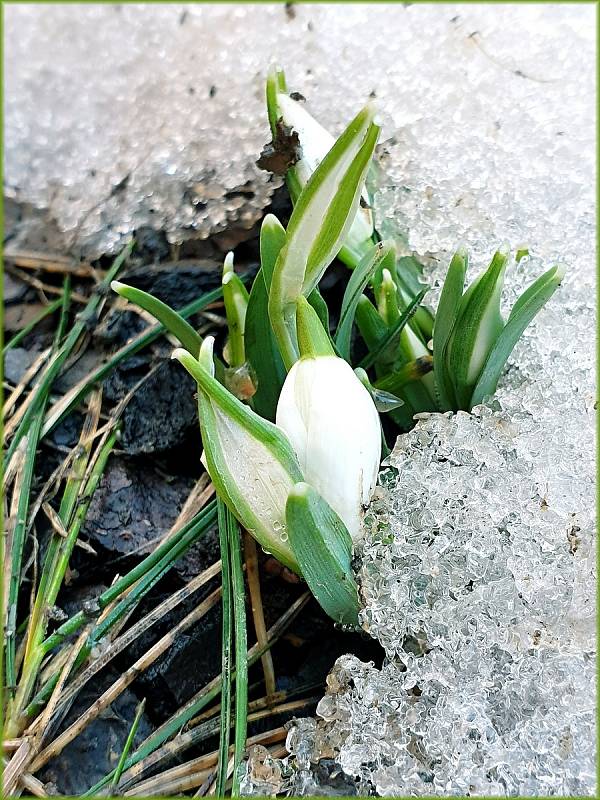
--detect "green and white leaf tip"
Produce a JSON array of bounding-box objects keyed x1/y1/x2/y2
[
  {"x1": 285, "y1": 481, "x2": 361, "y2": 627},
  {"x1": 266, "y1": 64, "x2": 376, "y2": 269},
  {"x1": 268, "y1": 99, "x2": 380, "y2": 369},
  {"x1": 172, "y1": 340, "x2": 302, "y2": 573}
]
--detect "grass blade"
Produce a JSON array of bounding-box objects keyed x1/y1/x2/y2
[
  {"x1": 2, "y1": 297, "x2": 63, "y2": 354},
  {"x1": 334, "y1": 241, "x2": 394, "y2": 361},
  {"x1": 4, "y1": 408, "x2": 46, "y2": 696},
  {"x1": 228, "y1": 507, "x2": 247, "y2": 796},
  {"x1": 40, "y1": 282, "x2": 229, "y2": 440},
  {"x1": 216, "y1": 500, "x2": 233, "y2": 797},
  {"x1": 111, "y1": 280, "x2": 203, "y2": 356},
  {"x1": 82, "y1": 593, "x2": 309, "y2": 795},
  {"x1": 24, "y1": 503, "x2": 217, "y2": 723},
  {"x1": 110, "y1": 698, "x2": 146, "y2": 793},
  {"x1": 3, "y1": 240, "x2": 134, "y2": 470},
  {"x1": 7, "y1": 428, "x2": 118, "y2": 734}
]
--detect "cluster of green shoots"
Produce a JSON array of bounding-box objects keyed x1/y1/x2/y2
[{"x1": 111, "y1": 66, "x2": 564, "y2": 628}]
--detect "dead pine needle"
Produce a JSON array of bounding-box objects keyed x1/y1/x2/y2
[
  {"x1": 30, "y1": 586, "x2": 222, "y2": 773},
  {"x1": 243, "y1": 532, "x2": 276, "y2": 698}
]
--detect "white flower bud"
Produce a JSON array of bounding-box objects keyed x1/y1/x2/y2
[{"x1": 276, "y1": 354, "x2": 381, "y2": 542}]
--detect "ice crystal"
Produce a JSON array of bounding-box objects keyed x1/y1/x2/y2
[{"x1": 6, "y1": 4, "x2": 594, "y2": 261}]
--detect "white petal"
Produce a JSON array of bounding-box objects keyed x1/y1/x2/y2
[{"x1": 276, "y1": 356, "x2": 381, "y2": 541}]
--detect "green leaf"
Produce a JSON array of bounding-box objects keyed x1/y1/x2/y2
[
  {"x1": 173, "y1": 344, "x2": 303, "y2": 573},
  {"x1": 110, "y1": 699, "x2": 146, "y2": 792},
  {"x1": 296, "y1": 296, "x2": 335, "y2": 358},
  {"x1": 259, "y1": 214, "x2": 287, "y2": 289},
  {"x1": 245, "y1": 270, "x2": 286, "y2": 420},
  {"x1": 245, "y1": 217, "x2": 288, "y2": 420},
  {"x1": 307, "y1": 286, "x2": 331, "y2": 336},
  {"x1": 286, "y1": 483, "x2": 360, "y2": 627},
  {"x1": 391, "y1": 254, "x2": 435, "y2": 343},
  {"x1": 447, "y1": 247, "x2": 508, "y2": 409},
  {"x1": 335, "y1": 241, "x2": 394, "y2": 361},
  {"x1": 371, "y1": 245, "x2": 398, "y2": 294},
  {"x1": 357, "y1": 287, "x2": 429, "y2": 371},
  {"x1": 112, "y1": 281, "x2": 202, "y2": 357},
  {"x1": 394, "y1": 254, "x2": 428, "y2": 298},
  {"x1": 355, "y1": 294, "x2": 388, "y2": 352},
  {"x1": 267, "y1": 66, "x2": 375, "y2": 270},
  {"x1": 269, "y1": 104, "x2": 380, "y2": 368},
  {"x1": 432, "y1": 248, "x2": 467, "y2": 411},
  {"x1": 470, "y1": 264, "x2": 565, "y2": 406}
]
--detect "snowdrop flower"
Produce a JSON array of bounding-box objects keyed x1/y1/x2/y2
[{"x1": 276, "y1": 298, "x2": 381, "y2": 541}]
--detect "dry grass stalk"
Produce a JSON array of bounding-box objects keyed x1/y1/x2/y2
[
  {"x1": 3, "y1": 436, "x2": 28, "y2": 617},
  {"x1": 124, "y1": 727, "x2": 287, "y2": 797},
  {"x1": 118, "y1": 594, "x2": 310, "y2": 792},
  {"x1": 121, "y1": 694, "x2": 314, "y2": 790},
  {"x1": 24, "y1": 443, "x2": 83, "y2": 536},
  {"x1": 243, "y1": 532, "x2": 276, "y2": 698},
  {"x1": 3, "y1": 348, "x2": 52, "y2": 421},
  {"x1": 2, "y1": 739, "x2": 23, "y2": 752},
  {"x1": 2, "y1": 737, "x2": 32, "y2": 796},
  {"x1": 187, "y1": 685, "x2": 294, "y2": 729},
  {"x1": 5, "y1": 265, "x2": 88, "y2": 303},
  {"x1": 19, "y1": 771, "x2": 48, "y2": 797},
  {"x1": 47, "y1": 560, "x2": 222, "y2": 728},
  {"x1": 29, "y1": 586, "x2": 222, "y2": 773},
  {"x1": 168, "y1": 474, "x2": 214, "y2": 536},
  {"x1": 27, "y1": 625, "x2": 92, "y2": 751},
  {"x1": 4, "y1": 249, "x2": 96, "y2": 279}
]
